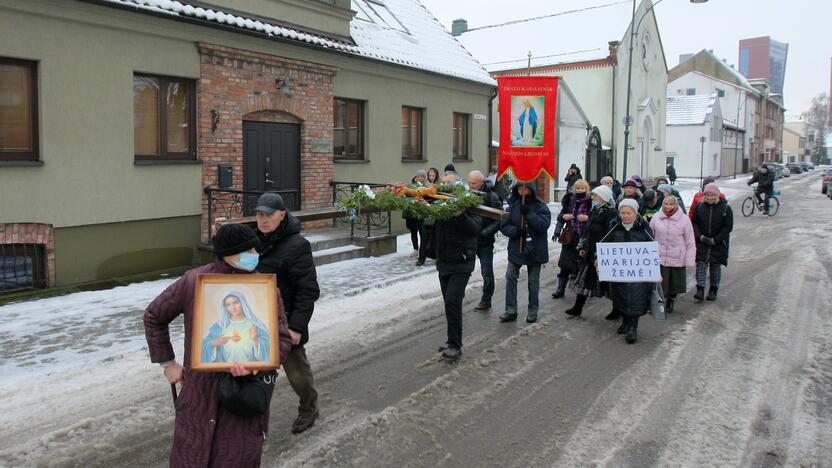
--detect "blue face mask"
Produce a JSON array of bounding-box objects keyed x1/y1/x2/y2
[
  {"x1": 592, "y1": 200, "x2": 602, "y2": 208},
  {"x1": 235, "y1": 251, "x2": 259, "y2": 271}
]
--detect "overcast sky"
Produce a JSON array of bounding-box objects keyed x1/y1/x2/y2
[{"x1": 419, "y1": 0, "x2": 831, "y2": 116}]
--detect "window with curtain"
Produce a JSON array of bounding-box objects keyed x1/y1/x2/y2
[
  {"x1": 452, "y1": 112, "x2": 470, "y2": 160},
  {"x1": 0, "y1": 58, "x2": 38, "y2": 161},
  {"x1": 133, "y1": 74, "x2": 195, "y2": 160},
  {"x1": 401, "y1": 106, "x2": 423, "y2": 161},
  {"x1": 333, "y1": 98, "x2": 364, "y2": 161}
]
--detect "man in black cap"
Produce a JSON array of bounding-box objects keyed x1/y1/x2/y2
[{"x1": 254, "y1": 192, "x2": 321, "y2": 433}]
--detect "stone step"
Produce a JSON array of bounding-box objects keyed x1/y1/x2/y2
[
  {"x1": 303, "y1": 228, "x2": 355, "y2": 252},
  {"x1": 312, "y1": 244, "x2": 366, "y2": 266}
]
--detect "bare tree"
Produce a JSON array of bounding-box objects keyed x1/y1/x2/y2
[{"x1": 801, "y1": 93, "x2": 829, "y2": 165}]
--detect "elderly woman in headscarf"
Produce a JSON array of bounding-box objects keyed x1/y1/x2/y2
[
  {"x1": 654, "y1": 178, "x2": 686, "y2": 213},
  {"x1": 552, "y1": 179, "x2": 591, "y2": 298},
  {"x1": 144, "y1": 224, "x2": 293, "y2": 467},
  {"x1": 602, "y1": 198, "x2": 655, "y2": 344},
  {"x1": 564, "y1": 184, "x2": 617, "y2": 317},
  {"x1": 600, "y1": 175, "x2": 621, "y2": 201}
]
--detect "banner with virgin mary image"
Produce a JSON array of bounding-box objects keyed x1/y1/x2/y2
[{"x1": 497, "y1": 76, "x2": 558, "y2": 182}]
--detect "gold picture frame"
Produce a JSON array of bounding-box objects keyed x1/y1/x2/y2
[{"x1": 191, "y1": 273, "x2": 279, "y2": 372}]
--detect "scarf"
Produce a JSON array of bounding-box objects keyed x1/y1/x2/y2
[
  {"x1": 622, "y1": 223, "x2": 634, "y2": 231},
  {"x1": 663, "y1": 207, "x2": 677, "y2": 217},
  {"x1": 569, "y1": 193, "x2": 591, "y2": 238}
]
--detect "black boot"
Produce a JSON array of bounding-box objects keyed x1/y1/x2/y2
[
  {"x1": 552, "y1": 277, "x2": 568, "y2": 298},
  {"x1": 605, "y1": 308, "x2": 622, "y2": 320},
  {"x1": 694, "y1": 286, "x2": 705, "y2": 302},
  {"x1": 666, "y1": 295, "x2": 675, "y2": 314},
  {"x1": 564, "y1": 294, "x2": 587, "y2": 317},
  {"x1": 617, "y1": 316, "x2": 629, "y2": 334},
  {"x1": 625, "y1": 317, "x2": 638, "y2": 344},
  {"x1": 499, "y1": 312, "x2": 518, "y2": 322},
  {"x1": 706, "y1": 287, "x2": 718, "y2": 301}
]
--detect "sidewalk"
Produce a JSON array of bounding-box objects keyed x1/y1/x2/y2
[{"x1": 0, "y1": 213, "x2": 520, "y2": 390}]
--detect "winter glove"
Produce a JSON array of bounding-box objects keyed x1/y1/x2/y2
[{"x1": 520, "y1": 204, "x2": 530, "y2": 216}]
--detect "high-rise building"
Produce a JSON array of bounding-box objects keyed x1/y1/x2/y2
[{"x1": 738, "y1": 36, "x2": 788, "y2": 95}]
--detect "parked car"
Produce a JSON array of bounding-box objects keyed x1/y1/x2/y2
[
  {"x1": 807, "y1": 163, "x2": 815, "y2": 170},
  {"x1": 761, "y1": 162, "x2": 782, "y2": 178},
  {"x1": 822, "y1": 169, "x2": 832, "y2": 194},
  {"x1": 800, "y1": 162, "x2": 810, "y2": 172},
  {"x1": 787, "y1": 163, "x2": 803, "y2": 174},
  {"x1": 780, "y1": 164, "x2": 791, "y2": 177}
]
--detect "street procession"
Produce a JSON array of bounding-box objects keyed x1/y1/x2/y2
[{"x1": 1, "y1": 0, "x2": 831, "y2": 466}]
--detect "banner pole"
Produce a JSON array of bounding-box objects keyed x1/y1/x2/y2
[{"x1": 519, "y1": 193, "x2": 527, "y2": 252}]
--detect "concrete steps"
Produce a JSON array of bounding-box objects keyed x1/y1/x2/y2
[{"x1": 305, "y1": 228, "x2": 366, "y2": 266}]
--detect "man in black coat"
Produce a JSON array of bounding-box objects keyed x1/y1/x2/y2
[
  {"x1": 691, "y1": 184, "x2": 733, "y2": 301},
  {"x1": 563, "y1": 164, "x2": 582, "y2": 201},
  {"x1": 434, "y1": 180, "x2": 481, "y2": 360},
  {"x1": 254, "y1": 193, "x2": 321, "y2": 433},
  {"x1": 747, "y1": 164, "x2": 776, "y2": 215},
  {"x1": 468, "y1": 170, "x2": 503, "y2": 311},
  {"x1": 666, "y1": 163, "x2": 678, "y2": 184},
  {"x1": 499, "y1": 182, "x2": 552, "y2": 323}
]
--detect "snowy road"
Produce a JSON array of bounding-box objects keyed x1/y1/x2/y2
[{"x1": 2, "y1": 173, "x2": 830, "y2": 467}]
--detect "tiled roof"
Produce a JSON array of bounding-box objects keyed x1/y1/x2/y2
[
  {"x1": 666, "y1": 94, "x2": 716, "y2": 125},
  {"x1": 97, "y1": 0, "x2": 496, "y2": 86}
]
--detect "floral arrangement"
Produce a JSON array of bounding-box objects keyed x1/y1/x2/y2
[{"x1": 334, "y1": 183, "x2": 483, "y2": 221}]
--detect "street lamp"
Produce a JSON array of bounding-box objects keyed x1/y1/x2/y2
[
  {"x1": 699, "y1": 136, "x2": 707, "y2": 182},
  {"x1": 621, "y1": 0, "x2": 708, "y2": 180}
]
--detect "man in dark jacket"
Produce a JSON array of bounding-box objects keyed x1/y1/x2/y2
[
  {"x1": 692, "y1": 183, "x2": 733, "y2": 302},
  {"x1": 564, "y1": 164, "x2": 582, "y2": 191},
  {"x1": 666, "y1": 163, "x2": 677, "y2": 184},
  {"x1": 254, "y1": 193, "x2": 321, "y2": 433},
  {"x1": 468, "y1": 170, "x2": 503, "y2": 311},
  {"x1": 747, "y1": 164, "x2": 776, "y2": 215},
  {"x1": 434, "y1": 178, "x2": 481, "y2": 360},
  {"x1": 499, "y1": 182, "x2": 552, "y2": 323}
]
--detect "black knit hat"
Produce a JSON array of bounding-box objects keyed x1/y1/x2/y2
[
  {"x1": 444, "y1": 163, "x2": 456, "y2": 173},
  {"x1": 213, "y1": 224, "x2": 261, "y2": 257}
]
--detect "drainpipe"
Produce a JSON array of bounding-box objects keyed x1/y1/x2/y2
[{"x1": 488, "y1": 87, "x2": 498, "y2": 173}]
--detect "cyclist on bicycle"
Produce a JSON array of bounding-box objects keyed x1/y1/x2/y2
[{"x1": 747, "y1": 164, "x2": 775, "y2": 215}]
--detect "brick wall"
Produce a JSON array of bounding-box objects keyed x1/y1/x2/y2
[
  {"x1": 198, "y1": 43, "x2": 338, "y2": 241},
  {"x1": 0, "y1": 223, "x2": 55, "y2": 289}
]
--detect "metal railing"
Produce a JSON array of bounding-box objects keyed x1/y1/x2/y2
[
  {"x1": 204, "y1": 187, "x2": 298, "y2": 241},
  {"x1": 0, "y1": 244, "x2": 47, "y2": 294},
  {"x1": 330, "y1": 181, "x2": 392, "y2": 237}
]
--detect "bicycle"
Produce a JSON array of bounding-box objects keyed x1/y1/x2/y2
[{"x1": 741, "y1": 188, "x2": 780, "y2": 217}]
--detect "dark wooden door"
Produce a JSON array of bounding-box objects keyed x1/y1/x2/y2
[{"x1": 243, "y1": 122, "x2": 301, "y2": 215}]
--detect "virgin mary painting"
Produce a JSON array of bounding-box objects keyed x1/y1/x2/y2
[{"x1": 201, "y1": 291, "x2": 270, "y2": 363}]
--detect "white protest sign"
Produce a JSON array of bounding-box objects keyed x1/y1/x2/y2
[{"x1": 596, "y1": 241, "x2": 661, "y2": 283}]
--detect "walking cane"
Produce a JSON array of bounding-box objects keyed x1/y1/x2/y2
[{"x1": 170, "y1": 383, "x2": 178, "y2": 403}]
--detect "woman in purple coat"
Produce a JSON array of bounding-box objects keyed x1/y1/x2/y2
[{"x1": 144, "y1": 224, "x2": 293, "y2": 468}]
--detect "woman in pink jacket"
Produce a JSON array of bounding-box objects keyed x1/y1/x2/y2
[{"x1": 649, "y1": 195, "x2": 696, "y2": 313}]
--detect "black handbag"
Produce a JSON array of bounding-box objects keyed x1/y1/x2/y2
[{"x1": 217, "y1": 370, "x2": 277, "y2": 417}]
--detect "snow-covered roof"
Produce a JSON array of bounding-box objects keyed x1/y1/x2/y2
[
  {"x1": 96, "y1": 0, "x2": 495, "y2": 86},
  {"x1": 700, "y1": 49, "x2": 758, "y2": 94},
  {"x1": 667, "y1": 94, "x2": 716, "y2": 125},
  {"x1": 455, "y1": 0, "x2": 633, "y2": 72}
]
